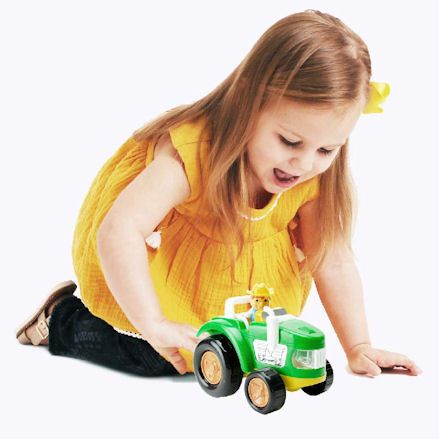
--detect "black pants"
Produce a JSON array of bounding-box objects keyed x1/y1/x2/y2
[{"x1": 48, "y1": 295, "x2": 179, "y2": 377}]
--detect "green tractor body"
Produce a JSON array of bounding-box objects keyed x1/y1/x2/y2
[
  {"x1": 193, "y1": 294, "x2": 333, "y2": 413},
  {"x1": 197, "y1": 316, "x2": 326, "y2": 381}
]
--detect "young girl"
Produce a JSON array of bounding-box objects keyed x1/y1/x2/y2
[{"x1": 16, "y1": 9, "x2": 421, "y2": 378}]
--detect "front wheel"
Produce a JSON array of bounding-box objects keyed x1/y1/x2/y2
[
  {"x1": 193, "y1": 334, "x2": 243, "y2": 397},
  {"x1": 244, "y1": 368, "x2": 286, "y2": 414},
  {"x1": 302, "y1": 360, "x2": 334, "y2": 396}
]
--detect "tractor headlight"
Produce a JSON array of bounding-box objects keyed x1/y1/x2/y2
[{"x1": 292, "y1": 348, "x2": 326, "y2": 369}]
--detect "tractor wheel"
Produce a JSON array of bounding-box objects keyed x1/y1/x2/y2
[
  {"x1": 193, "y1": 334, "x2": 243, "y2": 397},
  {"x1": 244, "y1": 368, "x2": 286, "y2": 414},
  {"x1": 302, "y1": 360, "x2": 334, "y2": 396}
]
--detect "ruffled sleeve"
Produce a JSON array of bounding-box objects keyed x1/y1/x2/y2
[{"x1": 168, "y1": 117, "x2": 210, "y2": 217}]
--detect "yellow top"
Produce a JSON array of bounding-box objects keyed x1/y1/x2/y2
[{"x1": 71, "y1": 116, "x2": 320, "y2": 371}]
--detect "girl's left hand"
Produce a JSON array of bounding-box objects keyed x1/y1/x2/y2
[{"x1": 346, "y1": 343, "x2": 423, "y2": 377}]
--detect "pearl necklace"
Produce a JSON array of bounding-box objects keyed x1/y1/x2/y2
[
  {"x1": 144, "y1": 192, "x2": 283, "y2": 250},
  {"x1": 239, "y1": 192, "x2": 283, "y2": 221}
]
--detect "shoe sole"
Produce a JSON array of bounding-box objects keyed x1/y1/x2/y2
[{"x1": 16, "y1": 280, "x2": 78, "y2": 344}]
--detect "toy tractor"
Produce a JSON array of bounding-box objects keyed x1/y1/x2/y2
[{"x1": 193, "y1": 294, "x2": 333, "y2": 414}]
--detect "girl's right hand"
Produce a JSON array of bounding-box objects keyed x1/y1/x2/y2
[{"x1": 141, "y1": 318, "x2": 203, "y2": 375}]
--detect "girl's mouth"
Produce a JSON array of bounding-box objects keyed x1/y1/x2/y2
[{"x1": 273, "y1": 168, "x2": 300, "y2": 188}]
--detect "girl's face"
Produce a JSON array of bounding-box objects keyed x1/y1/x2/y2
[{"x1": 246, "y1": 96, "x2": 366, "y2": 195}]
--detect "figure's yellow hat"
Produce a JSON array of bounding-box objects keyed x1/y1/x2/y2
[
  {"x1": 362, "y1": 81, "x2": 391, "y2": 114},
  {"x1": 246, "y1": 283, "x2": 275, "y2": 298}
]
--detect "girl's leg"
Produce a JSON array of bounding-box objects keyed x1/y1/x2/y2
[{"x1": 48, "y1": 295, "x2": 178, "y2": 377}]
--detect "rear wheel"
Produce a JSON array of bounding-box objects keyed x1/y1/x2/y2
[
  {"x1": 193, "y1": 334, "x2": 243, "y2": 397},
  {"x1": 244, "y1": 368, "x2": 286, "y2": 414},
  {"x1": 302, "y1": 360, "x2": 334, "y2": 396}
]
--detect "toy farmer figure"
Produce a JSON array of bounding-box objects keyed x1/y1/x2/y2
[{"x1": 244, "y1": 283, "x2": 275, "y2": 323}]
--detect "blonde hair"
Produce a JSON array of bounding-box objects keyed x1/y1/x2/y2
[{"x1": 132, "y1": 9, "x2": 372, "y2": 281}]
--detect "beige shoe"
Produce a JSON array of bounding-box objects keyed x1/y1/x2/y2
[{"x1": 16, "y1": 280, "x2": 77, "y2": 346}]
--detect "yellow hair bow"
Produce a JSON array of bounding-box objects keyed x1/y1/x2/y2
[{"x1": 362, "y1": 81, "x2": 391, "y2": 114}]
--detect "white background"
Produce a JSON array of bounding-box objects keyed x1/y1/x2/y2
[{"x1": 2, "y1": 0, "x2": 437, "y2": 437}]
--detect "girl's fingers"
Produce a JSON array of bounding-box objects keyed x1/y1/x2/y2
[
  {"x1": 361, "y1": 356, "x2": 382, "y2": 377},
  {"x1": 348, "y1": 348, "x2": 381, "y2": 377},
  {"x1": 182, "y1": 338, "x2": 199, "y2": 352},
  {"x1": 175, "y1": 331, "x2": 200, "y2": 352},
  {"x1": 184, "y1": 325, "x2": 209, "y2": 340},
  {"x1": 395, "y1": 355, "x2": 422, "y2": 374},
  {"x1": 365, "y1": 349, "x2": 423, "y2": 375},
  {"x1": 163, "y1": 349, "x2": 187, "y2": 375},
  {"x1": 180, "y1": 326, "x2": 209, "y2": 350},
  {"x1": 380, "y1": 355, "x2": 422, "y2": 375}
]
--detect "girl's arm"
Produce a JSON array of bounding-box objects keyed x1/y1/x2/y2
[
  {"x1": 97, "y1": 225, "x2": 200, "y2": 374},
  {"x1": 297, "y1": 198, "x2": 422, "y2": 377},
  {"x1": 313, "y1": 260, "x2": 371, "y2": 357},
  {"x1": 96, "y1": 134, "x2": 201, "y2": 374}
]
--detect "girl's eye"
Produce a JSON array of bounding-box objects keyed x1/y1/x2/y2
[
  {"x1": 279, "y1": 135, "x2": 300, "y2": 147},
  {"x1": 319, "y1": 148, "x2": 333, "y2": 156},
  {"x1": 279, "y1": 135, "x2": 334, "y2": 156}
]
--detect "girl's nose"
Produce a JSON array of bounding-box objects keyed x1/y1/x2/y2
[{"x1": 289, "y1": 152, "x2": 314, "y2": 173}]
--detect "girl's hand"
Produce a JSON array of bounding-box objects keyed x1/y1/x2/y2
[
  {"x1": 346, "y1": 343, "x2": 423, "y2": 377},
  {"x1": 141, "y1": 318, "x2": 204, "y2": 375}
]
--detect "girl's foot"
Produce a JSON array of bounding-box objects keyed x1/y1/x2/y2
[{"x1": 16, "y1": 280, "x2": 77, "y2": 346}]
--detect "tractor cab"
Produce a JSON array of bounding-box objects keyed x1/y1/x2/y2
[{"x1": 225, "y1": 294, "x2": 297, "y2": 365}]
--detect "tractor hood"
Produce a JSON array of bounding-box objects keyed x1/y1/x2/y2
[{"x1": 279, "y1": 318, "x2": 325, "y2": 350}]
